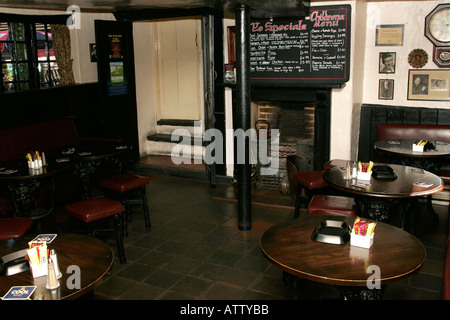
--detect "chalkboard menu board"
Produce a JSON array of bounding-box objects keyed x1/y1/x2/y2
[{"x1": 250, "y1": 5, "x2": 351, "y2": 86}]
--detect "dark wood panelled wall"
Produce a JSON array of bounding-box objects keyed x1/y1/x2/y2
[
  {"x1": 0, "y1": 83, "x2": 101, "y2": 134},
  {"x1": 0, "y1": 83, "x2": 141, "y2": 161},
  {"x1": 358, "y1": 104, "x2": 450, "y2": 162}
]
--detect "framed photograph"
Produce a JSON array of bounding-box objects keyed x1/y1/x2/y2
[
  {"x1": 379, "y1": 52, "x2": 396, "y2": 73},
  {"x1": 408, "y1": 69, "x2": 450, "y2": 101},
  {"x1": 379, "y1": 79, "x2": 394, "y2": 100},
  {"x1": 375, "y1": 24, "x2": 404, "y2": 46}
]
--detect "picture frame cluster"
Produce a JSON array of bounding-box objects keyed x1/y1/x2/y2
[{"x1": 376, "y1": 22, "x2": 450, "y2": 101}]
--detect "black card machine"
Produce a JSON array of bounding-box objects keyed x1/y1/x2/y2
[{"x1": 0, "y1": 249, "x2": 29, "y2": 276}]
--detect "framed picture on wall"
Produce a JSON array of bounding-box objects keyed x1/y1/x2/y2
[
  {"x1": 379, "y1": 79, "x2": 394, "y2": 100},
  {"x1": 408, "y1": 69, "x2": 450, "y2": 101},
  {"x1": 375, "y1": 24, "x2": 404, "y2": 46},
  {"x1": 379, "y1": 52, "x2": 395, "y2": 74}
]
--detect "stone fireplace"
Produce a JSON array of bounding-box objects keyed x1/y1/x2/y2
[{"x1": 250, "y1": 87, "x2": 331, "y2": 189}]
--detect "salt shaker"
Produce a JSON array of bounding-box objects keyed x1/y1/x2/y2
[
  {"x1": 351, "y1": 161, "x2": 358, "y2": 179},
  {"x1": 344, "y1": 161, "x2": 351, "y2": 179},
  {"x1": 50, "y1": 249, "x2": 62, "y2": 279}
]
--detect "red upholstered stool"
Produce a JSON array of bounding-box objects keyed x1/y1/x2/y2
[
  {"x1": 293, "y1": 171, "x2": 329, "y2": 218},
  {"x1": 307, "y1": 195, "x2": 356, "y2": 217},
  {"x1": 0, "y1": 218, "x2": 33, "y2": 240},
  {"x1": 65, "y1": 197, "x2": 126, "y2": 264},
  {"x1": 100, "y1": 174, "x2": 151, "y2": 237}
]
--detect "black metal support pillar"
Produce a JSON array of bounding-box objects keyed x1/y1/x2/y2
[{"x1": 236, "y1": 4, "x2": 252, "y2": 231}]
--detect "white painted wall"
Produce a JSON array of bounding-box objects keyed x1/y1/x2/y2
[
  {"x1": 307, "y1": 0, "x2": 450, "y2": 163},
  {"x1": 133, "y1": 21, "x2": 158, "y2": 156},
  {"x1": 5, "y1": 2, "x2": 450, "y2": 176}
]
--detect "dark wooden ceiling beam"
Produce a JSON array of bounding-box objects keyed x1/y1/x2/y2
[{"x1": 113, "y1": 7, "x2": 221, "y2": 21}]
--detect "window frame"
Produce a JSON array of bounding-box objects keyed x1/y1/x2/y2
[{"x1": 0, "y1": 13, "x2": 69, "y2": 93}]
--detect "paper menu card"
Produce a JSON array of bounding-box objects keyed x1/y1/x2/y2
[
  {"x1": 2, "y1": 286, "x2": 36, "y2": 300},
  {"x1": 30, "y1": 234, "x2": 57, "y2": 244}
]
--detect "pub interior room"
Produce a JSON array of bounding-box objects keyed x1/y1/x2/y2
[{"x1": 1, "y1": 0, "x2": 450, "y2": 307}]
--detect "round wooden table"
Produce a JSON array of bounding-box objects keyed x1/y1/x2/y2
[
  {"x1": 260, "y1": 216, "x2": 426, "y2": 299},
  {"x1": 55, "y1": 141, "x2": 128, "y2": 199},
  {"x1": 375, "y1": 139, "x2": 450, "y2": 173},
  {"x1": 0, "y1": 158, "x2": 72, "y2": 218},
  {"x1": 323, "y1": 163, "x2": 444, "y2": 224},
  {"x1": 0, "y1": 233, "x2": 113, "y2": 300}
]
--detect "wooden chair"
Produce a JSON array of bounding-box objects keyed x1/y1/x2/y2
[
  {"x1": 65, "y1": 197, "x2": 126, "y2": 264},
  {"x1": 287, "y1": 155, "x2": 329, "y2": 218},
  {"x1": 100, "y1": 173, "x2": 151, "y2": 237}
]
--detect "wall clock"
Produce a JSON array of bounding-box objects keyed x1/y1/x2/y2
[{"x1": 425, "y1": 4, "x2": 450, "y2": 67}]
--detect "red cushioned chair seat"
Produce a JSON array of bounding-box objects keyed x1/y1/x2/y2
[
  {"x1": 0, "y1": 218, "x2": 33, "y2": 240},
  {"x1": 65, "y1": 197, "x2": 124, "y2": 223},
  {"x1": 100, "y1": 174, "x2": 150, "y2": 192},
  {"x1": 307, "y1": 195, "x2": 356, "y2": 217},
  {"x1": 294, "y1": 171, "x2": 328, "y2": 190}
]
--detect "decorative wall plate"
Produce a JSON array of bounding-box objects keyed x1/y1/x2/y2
[{"x1": 408, "y1": 49, "x2": 428, "y2": 68}]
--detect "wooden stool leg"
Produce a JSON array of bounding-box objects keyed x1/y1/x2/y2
[
  {"x1": 119, "y1": 194, "x2": 128, "y2": 238},
  {"x1": 114, "y1": 214, "x2": 126, "y2": 264},
  {"x1": 140, "y1": 186, "x2": 151, "y2": 230},
  {"x1": 294, "y1": 186, "x2": 302, "y2": 218}
]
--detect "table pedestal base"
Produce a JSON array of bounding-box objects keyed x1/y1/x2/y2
[
  {"x1": 337, "y1": 285, "x2": 386, "y2": 300},
  {"x1": 354, "y1": 196, "x2": 393, "y2": 221},
  {"x1": 354, "y1": 196, "x2": 419, "y2": 233},
  {"x1": 6, "y1": 179, "x2": 54, "y2": 219}
]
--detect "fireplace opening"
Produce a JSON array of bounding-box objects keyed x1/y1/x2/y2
[
  {"x1": 256, "y1": 101, "x2": 316, "y2": 189},
  {"x1": 248, "y1": 87, "x2": 331, "y2": 190}
]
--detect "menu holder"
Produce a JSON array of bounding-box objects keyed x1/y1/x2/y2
[
  {"x1": 311, "y1": 220, "x2": 351, "y2": 245},
  {"x1": 413, "y1": 140, "x2": 435, "y2": 152}
]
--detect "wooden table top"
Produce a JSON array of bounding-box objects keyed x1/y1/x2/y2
[
  {"x1": 260, "y1": 216, "x2": 426, "y2": 287},
  {"x1": 375, "y1": 139, "x2": 450, "y2": 158},
  {"x1": 0, "y1": 158, "x2": 71, "y2": 182},
  {"x1": 55, "y1": 141, "x2": 128, "y2": 162},
  {"x1": 0, "y1": 233, "x2": 113, "y2": 300},
  {"x1": 323, "y1": 162, "x2": 444, "y2": 199}
]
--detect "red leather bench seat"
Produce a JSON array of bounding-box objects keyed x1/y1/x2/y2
[
  {"x1": 377, "y1": 123, "x2": 450, "y2": 184},
  {"x1": 443, "y1": 207, "x2": 450, "y2": 300}
]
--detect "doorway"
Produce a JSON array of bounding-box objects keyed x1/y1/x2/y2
[{"x1": 153, "y1": 17, "x2": 203, "y2": 123}]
